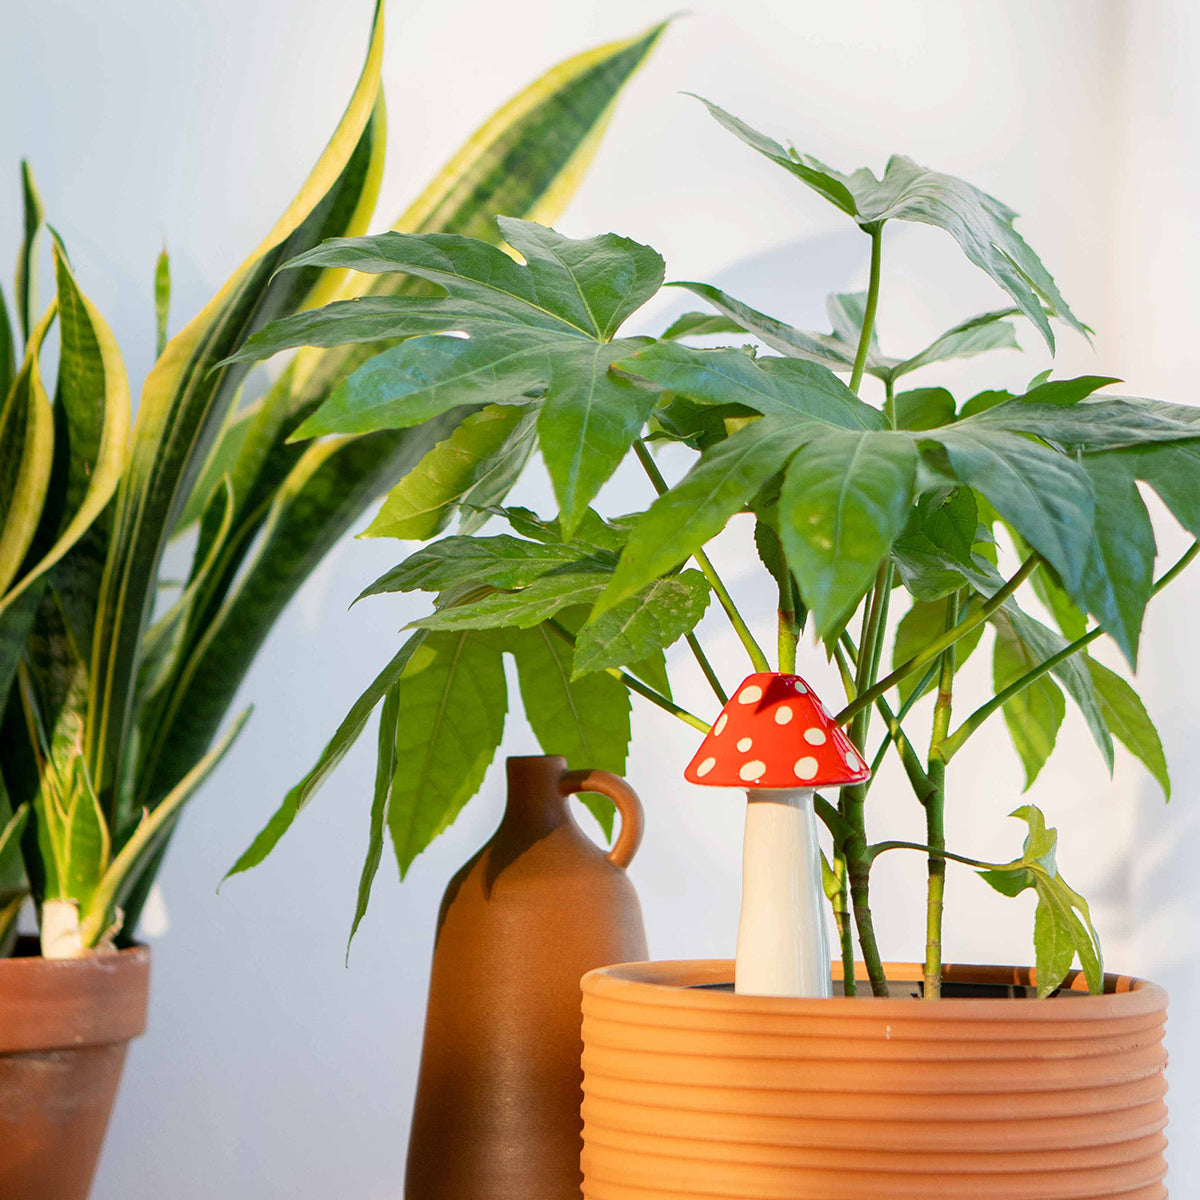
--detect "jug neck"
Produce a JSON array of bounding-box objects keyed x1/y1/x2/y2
[{"x1": 503, "y1": 755, "x2": 572, "y2": 837}]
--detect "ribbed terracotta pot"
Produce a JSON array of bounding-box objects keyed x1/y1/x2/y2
[
  {"x1": 580, "y1": 959, "x2": 1168, "y2": 1199},
  {"x1": 0, "y1": 938, "x2": 150, "y2": 1200}
]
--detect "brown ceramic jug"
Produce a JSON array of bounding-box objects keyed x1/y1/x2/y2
[{"x1": 405, "y1": 755, "x2": 648, "y2": 1200}]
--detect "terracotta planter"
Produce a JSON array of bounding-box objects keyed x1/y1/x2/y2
[
  {"x1": 580, "y1": 960, "x2": 1168, "y2": 1199},
  {"x1": 0, "y1": 938, "x2": 150, "y2": 1200}
]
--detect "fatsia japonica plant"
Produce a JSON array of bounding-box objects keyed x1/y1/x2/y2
[
  {"x1": 229, "y1": 96, "x2": 1200, "y2": 994},
  {"x1": 0, "y1": 3, "x2": 666, "y2": 959}
]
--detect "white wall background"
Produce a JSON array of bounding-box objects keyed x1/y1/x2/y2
[{"x1": 3, "y1": 0, "x2": 1198, "y2": 1194}]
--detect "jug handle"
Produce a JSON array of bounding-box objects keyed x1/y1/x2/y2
[{"x1": 560, "y1": 770, "x2": 644, "y2": 869}]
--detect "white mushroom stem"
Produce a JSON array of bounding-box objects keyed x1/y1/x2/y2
[{"x1": 735, "y1": 787, "x2": 832, "y2": 998}]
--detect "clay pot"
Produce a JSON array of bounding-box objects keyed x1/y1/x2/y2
[
  {"x1": 406, "y1": 755, "x2": 648, "y2": 1200},
  {"x1": 0, "y1": 938, "x2": 150, "y2": 1200},
  {"x1": 580, "y1": 959, "x2": 1168, "y2": 1199}
]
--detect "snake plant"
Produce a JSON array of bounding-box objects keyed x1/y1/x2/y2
[{"x1": 0, "y1": 3, "x2": 666, "y2": 958}]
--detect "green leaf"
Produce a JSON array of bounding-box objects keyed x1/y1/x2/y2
[
  {"x1": 360, "y1": 533, "x2": 611, "y2": 598},
  {"x1": 347, "y1": 680, "x2": 399, "y2": 957},
  {"x1": 1086, "y1": 658, "x2": 1169, "y2": 799},
  {"x1": 693, "y1": 97, "x2": 1085, "y2": 351},
  {"x1": 660, "y1": 311, "x2": 748, "y2": 340},
  {"x1": 411, "y1": 567, "x2": 610, "y2": 632},
  {"x1": 1019, "y1": 376, "x2": 1118, "y2": 406},
  {"x1": 574, "y1": 570, "x2": 709, "y2": 678},
  {"x1": 929, "y1": 428, "x2": 1094, "y2": 595},
  {"x1": 663, "y1": 281, "x2": 854, "y2": 371},
  {"x1": 978, "y1": 805, "x2": 1103, "y2": 996},
  {"x1": 894, "y1": 595, "x2": 984, "y2": 704},
  {"x1": 388, "y1": 630, "x2": 507, "y2": 877},
  {"x1": 60, "y1": 761, "x2": 110, "y2": 911},
  {"x1": 960, "y1": 396, "x2": 1200, "y2": 450},
  {"x1": 16, "y1": 160, "x2": 44, "y2": 342},
  {"x1": 154, "y1": 246, "x2": 170, "y2": 359},
  {"x1": 617, "y1": 341, "x2": 885, "y2": 429},
  {"x1": 225, "y1": 634, "x2": 427, "y2": 881},
  {"x1": 509, "y1": 617, "x2": 631, "y2": 838},
  {"x1": 893, "y1": 387, "x2": 955, "y2": 432},
  {"x1": 993, "y1": 611, "x2": 1066, "y2": 788},
  {"x1": 890, "y1": 309, "x2": 1020, "y2": 379},
  {"x1": 779, "y1": 430, "x2": 917, "y2": 636},
  {"x1": 890, "y1": 487, "x2": 979, "y2": 601},
  {"x1": 362, "y1": 403, "x2": 537, "y2": 540},
  {"x1": 0, "y1": 284, "x2": 15, "y2": 407},
  {"x1": 1076, "y1": 455, "x2": 1155, "y2": 665},
  {"x1": 598, "y1": 416, "x2": 813, "y2": 613},
  {"x1": 1112, "y1": 440, "x2": 1200, "y2": 540}
]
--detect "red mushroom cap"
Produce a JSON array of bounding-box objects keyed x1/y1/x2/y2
[{"x1": 684, "y1": 672, "x2": 870, "y2": 789}]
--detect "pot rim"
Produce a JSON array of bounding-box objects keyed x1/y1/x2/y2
[
  {"x1": 0, "y1": 938, "x2": 150, "y2": 1053},
  {"x1": 582, "y1": 959, "x2": 1167, "y2": 1021}
]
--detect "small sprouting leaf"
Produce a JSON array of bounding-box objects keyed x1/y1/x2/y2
[
  {"x1": 893, "y1": 387, "x2": 955, "y2": 431},
  {"x1": 1019, "y1": 375, "x2": 1118, "y2": 406},
  {"x1": 891, "y1": 487, "x2": 979, "y2": 601},
  {"x1": 573, "y1": 570, "x2": 710, "y2": 678},
  {"x1": 1086, "y1": 658, "x2": 1169, "y2": 799},
  {"x1": 154, "y1": 246, "x2": 171, "y2": 358},
  {"x1": 978, "y1": 805, "x2": 1103, "y2": 997},
  {"x1": 993, "y1": 612, "x2": 1066, "y2": 788},
  {"x1": 660, "y1": 310, "x2": 748, "y2": 340}
]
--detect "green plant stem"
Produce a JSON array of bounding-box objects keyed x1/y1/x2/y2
[
  {"x1": 848, "y1": 227, "x2": 883, "y2": 395},
  {"x1": 836, "y1": 553, "x2": 1040, "y2": 726},
  {"x1": 868, "y1": 840, "x2": 1004, "y2": 871},
  {"x1": 923, "y1": 591, "x2": 959, "y2": 1000},
  {"x1": 632, "y1": 439, "x2": 770, "y2": 673},
  {"x1": 686, "y1": 631, "x2": 728, "y2": 704},
  {"x1": 546, "y1": 618, "x2": 711, "y2": 733},
  {"x1": 941, "y1": 540, "x2": 1200, "y2": 759},
  {"x1": 866, "y1": 661, "x2": 939, "y2": 778},
  {"x1": 832, "y1": 850, "x2": 855, "y2": 996}
]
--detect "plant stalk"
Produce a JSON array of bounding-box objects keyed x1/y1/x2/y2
[
  {"x1": 633, "y1": 439, "x2": 770, "y2": 673},
  {"x1": 832, "y1": 850, "x2": 855, "y2": 996},
  {"x1": 848, "y1": 227, "x2": 883, "y2": 395},
  {"x1": 686, "y1": 631, "x2": 728, "y2": 704}
]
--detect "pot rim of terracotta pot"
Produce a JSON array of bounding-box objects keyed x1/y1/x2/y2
[
  {"x1": 582, "y1": 959, "x2": 1167, "y2": 1022},
  {"x1": 0, "y1": 936, "x2": 150, "y2": 1054}
]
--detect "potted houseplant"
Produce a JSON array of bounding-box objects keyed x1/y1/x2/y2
[
  {"x1": 0, "y1": 7, "x2": 664, "y2": 1197},
  {"x1": 229, "y1": 95, "x2": 1196, "y2": 1196}
]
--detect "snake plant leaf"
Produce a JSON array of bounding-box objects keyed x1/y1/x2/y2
[
  {"x1": 616, "y1": 342, "x2": 885, "y2": 429},
  {"x1": 780, "y1": 430, "x2": 918, "y2": 637},
  {"x1": 347, "y1": 679, "x2": 399, "y2": 957},
  {"x1": 362, "y1": 403, "x2": 538, "y2": 540},
  {"x1": 894, "y1": 596, "x2": 985, "y2": 705},
  {"x1": 0, "y1": 247, "x2": 130, "y2": 618},
  {"x1": 1085, "y1": 657, "x2": 1169, "y2": 799},
  {"x1": 154, "y1": 246, "x2": 170, "y2": 359},
  {"x1": 893, "y1": 387, "x2": 956, "y2": 432},
  {"x1": 1075, "y1": 455, "x2": 1155, "y2": 666},
  {"x1": 693, "y1": 96, "x2": 1084, "y2": 352},
  {"x1": 978, "y1": 805, "x2": 1103, "y2": 996},
  {"x1": 890, "y1": 310, "x2": 1021, "y2": 379},
  {"x1": 993, "y1": 610, "x2": 1066, "y2": 788},
  {"x1": 360, "y1": 533, "x2": 612, "y2": 598},
  {"x1": 653, "y1": 285, "x2": 855, "y2": 371},
  {"x1": 387, "y1": 629, "x2": 507, "y2": 878},
  {"x1": 660, "y1": 311, "x2": 748, "y2": 340},
  {"x1": 136, "y1": 416, "x2": 457, "y2": 817},
  {"x1": 59, "y1": 760, "x2": 110, "y2": 912},
  {"x1": 573, "y1": 570, "x2": 710, "y2": 679},
  {"x1": 597, "y1": 416, "x2": 815, "y2": 615},
  {"x1": 86, "y1": 3, "x2": 389, "y2": 817},
  {"x1": 225, "y1": 635, "x2": 426, "y2": 882},
  {"x1": 925, "y1": 428, "x2": 1095, "y2": 597},
  {"x1": 509, "y1": 615, "x2": 631, "y2": 839},
  {"x1": 0, "y1": 306, "x2": 56, "y2": 599},
  {"x1": 0, "y1": 284, "x2": 14, "y2": 400},
  {"x1": 15, "y1": 161, "x2": 44, "y2": 342}
]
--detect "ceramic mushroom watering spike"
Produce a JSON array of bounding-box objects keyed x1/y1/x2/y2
[{"x1": 685, "y1": 672, "x2": 870, "y2": 997}]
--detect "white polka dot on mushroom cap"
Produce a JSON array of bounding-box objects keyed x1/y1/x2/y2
[
  {"x1": 737, "y1": 685, "x2": 763, "y2": 705},
  {"x1": 843, "y1": 747, "x2": 860, "y2": 768},
  {"x1": 804, "y1": 728, "x2": 826, "y2": 746},
  {"x1": 696, "y1": 757, "x2": 716, "y2": 778},
  {"x1": 774, "y1": 705, "x2": 793, "y2": 725},
  {"x1": 794, "y1": 756, "x2": 819, "y2": 780},
  {"x1": 737, "y1": 737, "x2": 753, "y2": 752},
  {"x1": 713, "y1": 713, "x2": 727, "y2": 736},
  {"x1": 793, "y1": 679, "x2": 808, "y2": 693},
  {"x1": 739, "y1": 760, "x2": 766, "y2": 782}
]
